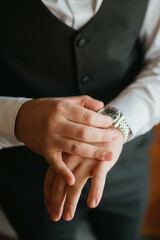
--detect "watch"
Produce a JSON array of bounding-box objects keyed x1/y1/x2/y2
[{"x1": 98, "y1": 106, "x2": 131, "y2": 143}]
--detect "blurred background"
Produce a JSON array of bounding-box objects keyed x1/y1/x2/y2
[
  {"x1": 0, "y1": 125, "x2": 160, "y2": 240},
  {"x1": 142, "y1": 124, "x2": 160, "y2": 240}
]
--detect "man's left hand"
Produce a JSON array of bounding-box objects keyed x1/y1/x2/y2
[{"x1": 44, "y1": 128, "x2": 124, "y2": 222}]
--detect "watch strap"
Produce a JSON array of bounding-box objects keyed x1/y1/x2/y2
[
  {"x1": 98, "y1": 106, "x2": 131, "y2": 143},
  {"x1": 114, "y1": 113, "x2": 131, "y2": 143}
]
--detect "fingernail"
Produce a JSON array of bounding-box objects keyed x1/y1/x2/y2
[
  {"x1": 50, "y1": 213, "x2": 59, "y2": 222},
  {"x1": 104, "y1": 152, "x2": 112, "y2": 161},
  {"x1": 63, "y1": 211, "x2": 71, "y2": 221},
  {"x1": 89, "y1": 199, "x2": 97, "y2": 208}
]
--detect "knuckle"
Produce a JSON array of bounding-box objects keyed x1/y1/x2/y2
[
  {"x1": 80, "y1": 95, "x2": 91, "y2": 106},
  {"x1": 54, "y1": 100, "x2": 65, "y2": 113},
  {"x1": 83, "y1": 95, "x2": 91, "y2": 100},
  {"x1": 70, "y1": 143, "x2": 80, "y2": 154},
  {"x1": 83, "y1": 113, "x2": 93, "y2": 125},
  {"x1": 77, "y1": 127, "x2": 88, "y2": 140}
]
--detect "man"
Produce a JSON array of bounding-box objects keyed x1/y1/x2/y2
[{"x1": 0, "y1": 0, "x2": 160, "y2": 239}]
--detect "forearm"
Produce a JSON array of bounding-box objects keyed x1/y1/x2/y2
[
  {"x1": 108, "y1": 60, "x2": 160, "y2": 141},
  {"x1": 108, "y1": 6, "x2": 160, "y2": 141}
]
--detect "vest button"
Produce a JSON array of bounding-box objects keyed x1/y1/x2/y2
[
  {"x1": 81, "y1": 75, "x2": 91, "y2": 84},
  {"x1": 77, "y1": 38, "x2": 87, "y2": 47}
]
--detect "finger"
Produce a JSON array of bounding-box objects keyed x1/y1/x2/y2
[
  {"x1": 86, "y1": 135, "x2": 124, "y2": 209},
  {"x1": 56, "y1": 137, "x2": 113, "y2": 161},
  {"x1": 59, "y1": 121, "x2": 118, "y2": 143},
  {"x1": 65, "y1": 95, "x2": 104, "y2": 111},
  {"x1": 64, "y1": 102, "x2": 112, "y2": 128},
  {"x1": 62, "y1": 166, "x2": 88, "y2": 221},
  {"x1": 82, "y1": 97, "x2": 104, "y2": 111},
  {"x1": 44, "y1": 166, "x2": 56, "y2": 213},
  {"x1": 46, "y1": 152, "x2": 75, "y2": 185},
  {"x1": 87, "y1": 161, "x2": 107, "y2": 208},
  {"x1": 49, "y1": 154, "x2": 79, "y2": 222},
  {"x1": 49, "y1": 175, "x2": 67, "y2": 222}
]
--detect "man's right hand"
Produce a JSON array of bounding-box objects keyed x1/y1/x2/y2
[{"x1": 15, "y1": 95, "x2": 116, "y2": 185}]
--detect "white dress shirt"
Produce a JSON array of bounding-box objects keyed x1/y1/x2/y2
[{"x1": 0, "y1": 0, "x2": 160, "y2": 149}]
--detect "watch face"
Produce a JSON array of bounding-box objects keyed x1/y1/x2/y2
[{"x1": 99, "y1": 106, "x2": 119, "y2": 121}]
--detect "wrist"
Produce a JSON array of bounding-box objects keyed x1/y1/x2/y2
[
  {"x1": 15, "y1": 99, "x2": 33, "y2": 142},
  {"x1": 98, "y1": 106, "x2": 131, "y2": 143}
]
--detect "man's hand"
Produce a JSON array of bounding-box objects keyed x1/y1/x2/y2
[
  {"x1": 15, "y1": 95, "x2": 116, "y2": 185},
  {"x1": 44, "y1": 128, "x2": 124, "y2": 222}
]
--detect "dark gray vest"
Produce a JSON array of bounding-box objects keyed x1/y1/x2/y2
[
  {"x1": 1, "y1": 0, "x2": 148, "y2": 103},
  {"x1": 0, "y1": 0, "x2": 153, "y2": 202}
]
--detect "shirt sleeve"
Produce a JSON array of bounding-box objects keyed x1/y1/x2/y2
[
  {"x1": 108, "y1": 0, "x2": 160, "y2": 141},
  {"x1": 0, "y1": 97, "x2": 31, "y2": 149}
]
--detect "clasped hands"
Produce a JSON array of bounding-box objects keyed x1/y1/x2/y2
[{"x1": 15, "y1": 95, "x2": 124, "y2": 222}]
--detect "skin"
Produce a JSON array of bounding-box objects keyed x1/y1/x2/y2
[
  {"x1": 15, "y1": 95, "x2": 117, "y2": 186},
  {"x1": 15, "y1": 95, "x2": 124, "y2": 221},
  {"x1": 44, "y1": 129, "x2": 124, "y2": 222}
]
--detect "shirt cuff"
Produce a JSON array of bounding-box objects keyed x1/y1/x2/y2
[
  {"x1": 108, "y1": 75, "x2": 160, "y2": 142},
  {"x1": 0, "y1": 97, "x2": 31, "y2": 149}
]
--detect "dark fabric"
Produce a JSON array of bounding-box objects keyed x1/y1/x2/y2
[
  {"x1": 89, "y1": 208, "x2": 144, "y2": 240},
  {"x1": 0, "y1": 161, "x2": 80, "y2": 240},
  {"x1": 0, "y1": 0, "x2": 152, "y2": 239},
  {"x1": 0, "y1": 146, "x2": 149, "y2": 240},
  {"x1": 0, "y1": 0, "x2": 150, "y2": 189},
  {"x1": 0, "y1": 0, "x2": 148, "y2": 102},
  {"x1": 0, "y1": 132, "x2": 152, "y2": 240}
]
